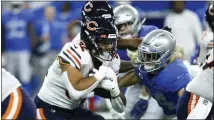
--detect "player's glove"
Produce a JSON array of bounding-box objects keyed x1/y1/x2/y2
[
  {"x1": 130, "y1": 94, "x2": 150, "y2": 119},
  {"x1": 91, "y1": 66, "x2": 110, "y2": 82},
  {"x1": 101, "y1": 67, "x2": 120, "y2": 98},
  {"x1": 98, "y1": 78, "x2": 120, "y2": 98}
]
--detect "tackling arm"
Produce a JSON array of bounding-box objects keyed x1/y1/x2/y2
[
  {"x1": 119, "y1": 60, "x2": 134, "y2": 73},
  {"x1": 117, "y1": 38, "x2": 142, "y2": 51},
  {"x1": 119, "y1": 70, "x2": 140, "y2": 89}
]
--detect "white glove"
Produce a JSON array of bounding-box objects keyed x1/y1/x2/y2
[
  {"x1": 92, "y1": 66, "x2": 109, "y2": 82},
  {"x1": 99, "y1": 79, "x2": 120, "y2": 98},
  {"x1": 104, "y1": 67, "x2": 118, "y2": 82}
]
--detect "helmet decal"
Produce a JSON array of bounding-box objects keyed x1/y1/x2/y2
[
  {"x1": 84, "y1": 2, "x2": 93, "y2": 12},
  {"x1": 86, "y1": 21, "x2": 98, "y2": 31}
]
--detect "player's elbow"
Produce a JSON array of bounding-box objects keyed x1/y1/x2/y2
[{"x1": 69, "y1": 91, "x2": 83, "y2": 100}]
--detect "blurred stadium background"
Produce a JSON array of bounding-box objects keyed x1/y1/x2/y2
[{"x1": 1, "y1": 1, "x2": 211, "y2": 119}]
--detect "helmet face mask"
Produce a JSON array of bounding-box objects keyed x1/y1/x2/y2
[
  {"x1": 114, "y1": 4, "x2": 141, "y2": 38},
  {"x1": 137, "y1": 29, "x2": 176, "y2": 73},
  {"x1": 116, "y1": 21, "x2": 134, "y2": 38},
  {"x1": 94, "y1": 37, "x2": 117, "y2": 61},
  {"x1": 138, "y1": 46, "x2": 169, "y2": 72}
]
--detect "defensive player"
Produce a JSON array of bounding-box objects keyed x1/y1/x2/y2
[
  {"x1": 2, "y1": 68, "x2": 36, "y2": 120},
  {"x1": 110, "y1": 4, "x2": 163, "y2": 119},
  {"x1": 119, "y1": 29, "x2": 194, "y2": 119},
  {"x1": 35, "y1": 17, "x2": 126, "y2": 120}
]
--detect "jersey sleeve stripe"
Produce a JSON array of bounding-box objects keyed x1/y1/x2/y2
[
  {"x1": 62, "y1": 51, "x2": 80, "y2": 70},
  {"x1": 66, "y1": 49, "x2": 81, "y2": 68},
  {"x1": 70, "y1": 46, "x2": 81, "y2": 59}
]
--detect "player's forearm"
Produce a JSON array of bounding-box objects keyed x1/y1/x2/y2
[
  {"x1": 141, "y1": 85, "x2": 149, "y2": 97},
  {"x1": 117, "y1": 38, "x2": 141, "y2": 50},
  {"x1": 75, "y1": 76, "x2": 98, "y2": 91},
  {"x1": 119, "y1": 70, "x2": 139, "y2": 88},
  {"x1": 63, "y1": 72, "x2": 100, "y2": 100},
  {"x1": 110, "y1": 93, "x2": 126, "y2": 113},
  {"x1": 119, "y1": 60, "x2": 134, "y2": 73}
]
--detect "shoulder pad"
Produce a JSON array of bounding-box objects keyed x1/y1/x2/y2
[
  {"x1": 152, "y1": 59, "x2": 191, "y2": 92},
  {"x1": 58, "y1": 42, "x2": 90, "y2": 70}
]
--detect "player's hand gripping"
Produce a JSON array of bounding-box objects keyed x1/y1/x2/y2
[
  {"x1": 91, "y1": 66, "x2": 120, "y2": 97},
  {"x1": 130, "y1": 94, "x2": 149, "y2": 119},
  {"x1": 91, "y1": 66, "x2": 110, "y2": 82}
]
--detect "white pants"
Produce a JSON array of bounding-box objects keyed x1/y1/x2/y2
[
  {"x1": 5, "y1": 51, "x2": 32, "y2": 84},
  {"x1": 124, "y1": 84, "x2": 164, "y2": 119}
]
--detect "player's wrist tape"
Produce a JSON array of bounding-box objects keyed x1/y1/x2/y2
[
  {"x1": 139, "y1": 94, "x2": 150, "y2": 100},
  {"x1": 110, "y1": 86, "x2": 120, "y2": 98}
]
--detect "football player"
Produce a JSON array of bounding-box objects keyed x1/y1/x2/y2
[
  {"x1": 109, "y1": 4, "x2": 163, "y2": 119},
  {"x1": 35, "y1": 17, "x2": 126, "y2": 120},
  {"x1": 2, "y1": 2, "x2": 36, "y2": 92},
  {"x1": 2, "y1": 68, "x2": 37, "y2": 120},
  {"x1": 72, "y1": 0, "x2": 114, "y2": 43},
  {"x1": 177, "y1": 4, "x2": 214, "y2": 119},
  {"x1": 119, "y1": 29, "x2": 195, "y2": 119}
]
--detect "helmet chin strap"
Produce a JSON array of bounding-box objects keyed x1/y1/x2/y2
[{"x1": 120, "y1": 34, "x2": 133, "y2": 39}]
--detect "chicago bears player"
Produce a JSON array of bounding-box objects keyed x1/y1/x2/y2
[
  {"x1": 187, "y1": 3, "x2": 214, "y2": 103},
  {"x1": 177, "y1": 4, "x2": 214, "y2": 119},
  {"x1": 2, "y1": 68, "x2": 36, "y2": 120},
  {"x1": 35, "y1": 17, "x2": 126, "y2": 120},
  {"x1": 119, "y1": 29, "x2": 193, "y2": 119},
  {"x1": 110, "y1": 4, "x2": 163, "y2": 119}
]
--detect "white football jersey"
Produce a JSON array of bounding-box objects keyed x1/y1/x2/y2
[
  {"x1": 38, "y1": 39, "x2": 120, "y2": 110},
  {"x1": 2, "y1": 68, "x2": 21, "y2": 102},
  {"x1": 197, "y1": 31, "x2": 213, "y2": 63},
  {"x1": 186, "y1": 49, "x2": 213, "y2": 102}
]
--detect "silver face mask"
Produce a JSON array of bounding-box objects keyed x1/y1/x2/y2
[
  {"x1": 114, "y1": 4, "x2": 143, "y2": 38},
  {"x1": 137, "y1": 29, "x2": 176, "y2": 73}
]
